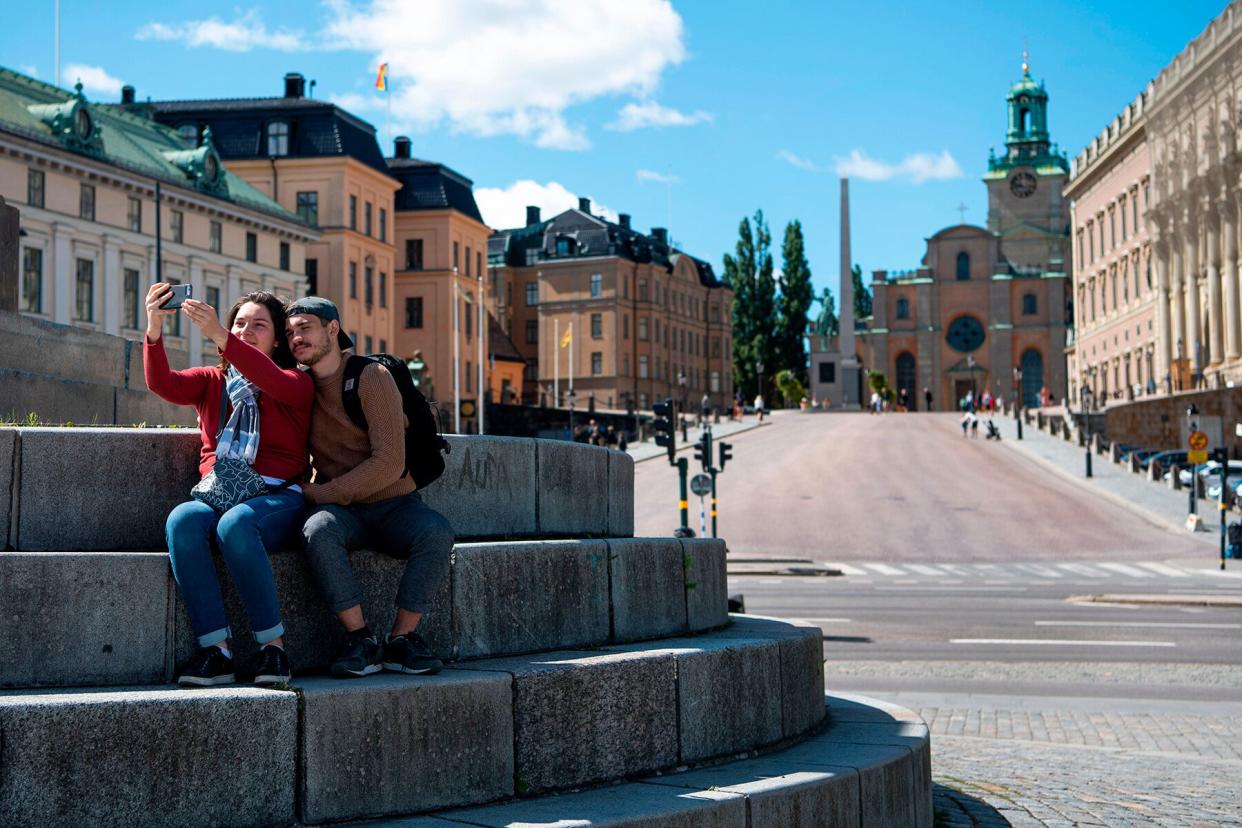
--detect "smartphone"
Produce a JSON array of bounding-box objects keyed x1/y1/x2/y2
[{"x1": 160, "y1": 284, "x2": 192, "y2": 310}]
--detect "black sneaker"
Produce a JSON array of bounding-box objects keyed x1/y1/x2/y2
[
  {"x1": 178, "y1": 646, "x2": 236, "y2": 687},
  {"x1": 251, "y1": 644, "x2": 291, "y2": 687},
  {"x1": 331, "y1": 630, "x2": 382, "y2": 678},
  {"x1": 383, "y1": 632, "x2": 443, "y2": 675}
]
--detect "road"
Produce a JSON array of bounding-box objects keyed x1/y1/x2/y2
[{"x1": 633, "y1": 410, "x2": 1212, "y2": 561}]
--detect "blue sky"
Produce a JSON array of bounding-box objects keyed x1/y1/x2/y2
[{"x1": 1, "y1": 1, "x2": 1229, "y2": 305}]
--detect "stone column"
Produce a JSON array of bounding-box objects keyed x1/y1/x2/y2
[
  {"x1": 0, "y1": 196, "x2": 17, "y2": 313},
  {"x1": 1184, "y1": 209, "x2": 1202, "y2": 372},
  {"x1": 1206, "y1": 210, "x2": 1223, "y2": 364},
  {"x1": 1223, "y1": 199, "x2": 1240, "y2": 361},
  {"x1": 1154, "y1": 239, "x2": 1172, "y2": 384},
  {"x1": 52, "y1": 222, "x2": 73, "y2": 324},
  {"x1": 1170, "y1": 234, "x2": 1184, "y2": 364},
  {"x1": 226, "y1": 265, "x2": 242, "y2": 308},
  {"x1": 101, "y1": 235, "x2": 122, "y2": 336},
  {"x1": 188, "y1": 255, "x2": 205, "y2": 367}
]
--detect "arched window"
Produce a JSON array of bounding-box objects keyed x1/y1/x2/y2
[
  {"x1": 176, "y1": 124, "x2": 198, "y2": 147},
  {"x1": 895, "y1": 352, "x2": 917, "y2": 408},
  {"x1": 1022, "y1": 293, "x2": 1037, "y2": 315},
  {"x1": 956, "y1": 251, "x2": 970, "y2": 281},
  {"x1": 266, "y1": 121, "x2": 290, "y2": 156},
  {"x1": 1020, "y1": 349, "x2": 1043, "y2": 408},
  {"x1": 1020, "y1": 108, "x2": 1030, "y2": 133},
  {"x1": 895, "y1": 297, "x2": 910, "y2": 320}
]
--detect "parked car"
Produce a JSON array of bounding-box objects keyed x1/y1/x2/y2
[
  {"x1": 1143, "y1": 449, "x2": 1188, "y2": 471},
  {"x1": 1172, "y1": 460, "x2": 1242, "y2": 487},
  {"x1": 1116, "y1": 443, "x2": 1143, "y2": 461}
]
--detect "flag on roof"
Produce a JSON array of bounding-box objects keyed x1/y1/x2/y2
[
  {"x1": 375, "y1": 63, "x2": 389, "y2": 91},
  {"x1": 560, "y1": 325, "x2": 572, "y2": 348}
]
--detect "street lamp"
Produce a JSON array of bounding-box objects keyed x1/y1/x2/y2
[
  {"x1": 1188, "y1": 403, "x2": 1200, "y2": 517},
  {"x1": 1081, "y1": 383, "x2": 1093, "y2": 478},
  {"x1": 677, "y1": 371, "x2": 688, "y2": 441}
]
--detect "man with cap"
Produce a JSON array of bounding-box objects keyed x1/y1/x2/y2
[{"x1": 285, "y1": 297, "x2": 454, "y2": 677}]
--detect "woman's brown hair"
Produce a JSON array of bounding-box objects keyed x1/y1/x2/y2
[{"x1": 216, "y1": 290, "x2": 296, "y2": 371}]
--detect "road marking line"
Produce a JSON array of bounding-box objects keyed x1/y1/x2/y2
[
  {"x1": 758, "y1": 578, "x2": 785, "y2": 584},
  {"x1": 1137, "y1": 562, "x2": 1191, "y2": 578},
  {"x1": 877, "y1": 586, "x2": 1027, "y2": 592},
  {"x1": 824, "y1": 563, "x2": 868, "y2": 576},
  {"x1": 951, "y1": 638, "x2": 1176, "y2": 647},
  {"x1": 791, "y1": 617, "x2": 852, "y2": 624},
  {"x1": 863, "y1": 563, "x2": 906, "y2": 576},
  {"x1": 906, "y1": 564, "x2": 945, "y2": 576},
  {"x1": 1057, "y1": 563, "x2": 1103, "y2": 577},
  {"x1": 1015, "y1": 564, "x2": 1062, "y2": 578},
  {"x1": 894, "y1": 579, "x2": 919, "y2": 585},
  {"x1": 937, "y1": 564, "x2": 975, "y2": 576},
  {"x1": 1035, "y1": 621, "x2": 1242, "y2": 629},
  {"x1": 1097, "y1": 563, "x2": 1152, "y2": 578}
]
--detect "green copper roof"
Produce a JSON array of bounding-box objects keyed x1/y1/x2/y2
[
  {"x1": 0, "y1": 66, "x2": 305, "y2": 228},
  {"x1": 1008, "y1": 70, "x2": 1046, "y2": 100}
]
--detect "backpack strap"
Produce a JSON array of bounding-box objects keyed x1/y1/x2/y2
[{"x1": 341, "y1": 354, "x2": 371, "y2": 431}]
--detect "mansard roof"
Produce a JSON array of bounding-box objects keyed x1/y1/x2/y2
[{"x1": 385, "y1": 156, "x2": 484, "y2": 223}]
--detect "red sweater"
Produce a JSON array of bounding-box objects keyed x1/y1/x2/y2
[{"x1": 144, "y1": 334, "x2": 314, "y2": 480}]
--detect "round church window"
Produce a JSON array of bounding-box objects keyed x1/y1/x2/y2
[{"x1": 946, "y1": 316, "x2": 985, "y2": 353}]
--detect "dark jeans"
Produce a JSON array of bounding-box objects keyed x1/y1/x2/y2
[{"x1": 301, "y1": 492, "x2": 454, "y2": 618}]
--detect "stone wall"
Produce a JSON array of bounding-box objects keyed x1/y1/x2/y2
[{"x1": 1104, "y1": 387, "x2": 1242, "y2": 454}]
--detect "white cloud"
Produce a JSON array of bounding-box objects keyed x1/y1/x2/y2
[
  {"x1": 475, "y1": 180, "x2": 617, "y2": 230},
  {"x1": 834, "y1": 149, "x2": 962, "y2": 183},
  {"x1": 321, "y1": 0, "x2": 686, "y2": 149},
  {"x1": 19, "y1": 64, "x2": 38, "y2": 78},
  {"x1": 136, "y1": 10, "x2": 306, "y2": 52},
  {"x1": 637, "y1": 169, "x2": 679, "y2": 184},
  {"x1": 776, "y1": 149, "x2": 821, "y2": 171},
  {"x1": 607, "y1": 100, "x2": 712, "y2": 131},
  {"x1": 63, "y1": 63, "x2": 124, "y2": 97}
]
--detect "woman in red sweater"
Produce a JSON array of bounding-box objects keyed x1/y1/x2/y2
[{"x1": 145, "y1": 284, "x2": 313, "y2": 688}]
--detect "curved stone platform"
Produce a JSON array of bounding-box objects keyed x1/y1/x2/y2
[
  {"x1": 0, "y1": 429, "x2": 633, "y2": 550},
  {"x1": 0, "y1": 617, "x2": 827, "y2": 827}
]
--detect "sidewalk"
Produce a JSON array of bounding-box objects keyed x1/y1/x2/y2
[{"x1": 625, "y1": 415, "x2": 771, "y2": 463}]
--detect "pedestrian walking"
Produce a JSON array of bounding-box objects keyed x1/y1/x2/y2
[
  {"x1": 970, "y1": 411, "x2": 979, "y2": 438},
  {"x1": 960, "y1": 411, "x2": 970, "y2": 437},
  {"x1": 923, "y1": 386, "x2": 933, "y2": 412},
  {"x1": 754, "y1": 393, "x2": 765, "y2": 422}
]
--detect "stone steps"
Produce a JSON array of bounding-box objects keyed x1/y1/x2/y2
[
  {"x1": 1, "y1": 537, "x2": 727, "y2": 689},
  {"x1": 0, "y1": 617, "x2": 828, "y2": 827},
  {"x1": 353, "y1": 693, "x2": 932, "y2": 828}
]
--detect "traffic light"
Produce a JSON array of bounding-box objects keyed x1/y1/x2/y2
[
  {"x1": 693, "y1": 437, "x2": 708, "y2": 468},
  {"x1": 718, "y1": 441, "x2": 733, "y2": 471},
  {"x1": 652, "y1": 397, "x2": 676, "y2": 464}
]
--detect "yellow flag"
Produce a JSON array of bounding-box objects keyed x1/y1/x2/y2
[
  {"x1": 560, "y1": 326, "x2": 572, "y2": 348},
  {"x1": 375, "y1": 63, "x2": 389, "y2": 91}
]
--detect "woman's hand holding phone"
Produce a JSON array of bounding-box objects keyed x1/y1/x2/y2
[
  {"x1": 182, "y1": 299, "x2": 230, "y2": 351},
  {"x1": 144, "y1": 283, "x2": 176, "y2": 342}
]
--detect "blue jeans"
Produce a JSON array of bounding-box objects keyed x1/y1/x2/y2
[{"x1": 166, "y1": 490, "x2": 304, "y2": 648}]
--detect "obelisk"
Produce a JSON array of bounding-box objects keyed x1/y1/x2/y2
[{"x1": 839, "y1": 177, "x2": 861, "y2": 407}]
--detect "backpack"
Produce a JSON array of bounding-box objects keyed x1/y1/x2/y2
[{"x1": 341, "y1": 353, "x2": 450, "y2": 490}]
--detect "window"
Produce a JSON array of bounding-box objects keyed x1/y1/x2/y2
[
  {"x1": 819, "y1": 362, "x2": 835, "y2": 383},
  {"x1": 1109, "y1": 207, "x2": 1116, "y2": 249},
  {"x1": 279, "y1": 242, "x2": 290, "y2": 271},
  {"x1": 176, "y1": 124, "x2": 198, "y2": 147},
  {"x1": 266, "y1": 121, "x2": 290, "y2": 156},
  {"x1": 406, "y1": 238, "x2": 424, "y2": 270},
  {"x1": 591, "y1": 313, "x2": 603, "y2": 338},
  {"x1": 127, "y1": 196, "x2": 142, "y2": 232},
  {"x1": 296, "y1": 191, "x2": 318, "y2": 225},
  {"x1": 466, "y1": 361, "x2": 473, "y2": 393},
  {"x1": 123, "y1": 268, "x2": 141, "y2": 329},
  {"x1": 365, "y1": 335, "x2": 373, "y2": 355},
  {"x1": 380, "y1": 339, "x2": 387, "y2": 353},
  {"x1": 464, "y1": 293, "x2": 473, "y2": 340},
  {"x1": 1119, "y1": 196, "x2": 1128, "y2": 241},
  {"x1": 351, "y1": 331, "x2": 358, "y2": 348},
  {"x1": 206, "y1": 287, "x2": 221, "y2": 317},
  {"x1": 245, "y1": 232, "x2": 257, "y2": 263},
  {"x1": 79, "y1": 183, "x2": 95, "y2": 220},
  {"x1": 590, "y1": 273, "x2": 602, "y2": 297},
  {"x1": 349, "y1": 195, "x2": 357, "y2": 231},
  {"x1": 622, "y1": 353, "x2": 629, "y2": 376},
  {"x1": 405, "y1": 297, "x2": 424, "y2": 328},
  {"x1": 1077, "y1": 230, "x2": 1085, "y2": 270},
  {"x1": 379, "y1": 208, "x2": 387, "y2": 242},
  {"x1": 896, "y1": 297, "x2": 910, "y2": 319},
  {"x1": 955, "y1": 251, "x2": 970, "y2": 280},
  {"x1": 1133, "y1": 189, "x2": 1140, "y2": 230},
  {"x1": 524, "y1": 359, "x2": 537, "y2": 382},
  {"x1": 526, "y1": 320, "x2": 538, "y2": 344},
  {"x1": 305, "y1": 259, "x2": 317, "y2": 295},
  {"x1": 379, "y1": 273, "x2": 387, "y2": 308},
  {"x1": 591, "y1": 352, "x2": 603, "y2": 376},
  {"x1": 639, "y1": 355, "x2": 649, "y2": 378},
  {"x1": 639, "y1": 393, "x2": 648, "y2": 409},
  {"x1": 623, "y1": 314, "x2": 629, "y2": 339},
  {"x1": 556, "y1": 237, "x2": 572, "y2": 256},
  {"x1": 75, "y1": 258, "x2": 94, "y2": 322},
  {"x1": 453, "y1": 241, "x2": 460, "y2": 271},
  {"x1": 210, "y1": 221, "x2": 222, "y2": 253},
  {"x1": 27, "y1": 169, "x2": 44, "y2": 208},
  {"x1": 639, "y1": 279, "x2": 648, "y2": 301},
  {"x1": 364, "y1": 202, "x2": 373, "y2": 237},
  {"x1": 525, "y1": 282, "x2": 538, "y2": 306},
  {"x1": 171, "y1": 210, "x2": 184, "y2": 244},
  {"x1": 21, "y1": 247, "x2": 43, "y2": 313},
  {"x1": 477, "y1": 252, "x2": 482, "y2": 279},
  {"x1": 465, "y1": 246, "x2": 472, "y2": 276},
  {"x1": 349, "y1": 262, "x2": 358, "y2": 298},
  {"x1": 1088, "y1": 221, "x2": 1095, "y2": 262},
  {"x1": 1022, "y1": 293, "x2": 1037, "y2": 315},
  {"x1": 364, "y1": 265, "x2": 374, "y2": 307}
]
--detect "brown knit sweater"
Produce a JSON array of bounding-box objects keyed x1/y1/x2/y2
[{"x1": 303, "y1": 356, "x2": 414, "y2": 506}]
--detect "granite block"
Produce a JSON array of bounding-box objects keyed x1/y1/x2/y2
[
  {"x1": 607, "y1": 447, "x2": 635, "y2": 536},
  {"x1": 0, "y1": 428, "x2": 15, "y2": 549},
  {"x1": 14, "y1": 427, "x2": 200, "y2": 550},
  {"x1": 607, "y1": 537, "x2": 687, "y2": 642},
  {"x1": 452, "y1": 540, "x2": 609, "y2": 659},
  {"x1": 776, "y1": 740, "x2": 917, "y2": 828},
  {"x1": 715, "y1": 615, "x2": 826, "y2": 736},
  {"x1": 0, "y1": 552, "x2": 172, "y2": 688},
  {"x1": 456, "y1": 649, "x2": 679, "y2": 794},
  {"x1": 0, "y1": 686, "x2": 297, "y2": 827},
  {"x1": 419, "y1": 436, "x2": 537, "y2": 539},
  {"x1": 537, "y1": 440, "x2": 609, "y2": 535},
  {"x1": 299, "y1": 671, "x2": 513, "y2": 823},
  {"x1": 439, "y1": 782, "x2": 744, "y2": 827},
  {"x1": 681, "y1": 537, "x2": 727, "y2": 631}
]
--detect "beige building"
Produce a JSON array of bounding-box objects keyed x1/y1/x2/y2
[
  {"x1": 489, "y1": 201, "x2": 734, "y2": 413},
  {"x1": 1065, "y1": 87, "x2": 1156, "y2": 407},
  {"x1": 1, "y1": 68, "x2": 314, "y2": 367}
]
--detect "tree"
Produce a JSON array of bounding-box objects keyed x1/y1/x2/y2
[
  {"x1": 726, "y1": 210, "x2": 777, "y2": 398},
  {"x1": 775, "y1": 369, "x2": 807, "y2": 409},
  {"x1": 852, "y1": 264, "x2": 873, "y2": 320},
  {"x1": 775, "y1": 220, "x2": 814, "y2": 384},
  {"x1": 813, "y1": 287, "x2": 838, "y2": 338}
]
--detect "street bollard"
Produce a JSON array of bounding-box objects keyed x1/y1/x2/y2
[
  {"x1": 1148, "y1": 461, "x2": 1162, "y2": 482},
  {"x1": 1169, "y1": 465, "x2": 1182, "y2": 491}
]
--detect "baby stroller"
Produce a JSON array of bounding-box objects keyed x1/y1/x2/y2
[{"x1": 985, "y1": 419, "x2": 1002, "y2": 440}]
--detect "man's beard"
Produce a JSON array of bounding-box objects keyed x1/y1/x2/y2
[{"x1": 297, "y1": 338, "x2": 333, "y2": 366}]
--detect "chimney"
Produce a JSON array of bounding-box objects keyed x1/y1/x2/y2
[
  {"x1": 120, "y1": 85, "x2": 135, "y2": 105},
  {"x1": 284, "y1": 72, "x2": 305, "y2": 99},
  {"x1": 652, "y1": 227, "x2": 668, "y2": 246},
  {"x1": 578, "y1": 197, "x2": 591, "y2": 214},
  {"x1": 525, "y1": 205, "x2": 541, "y2": 226},
  {"x1": 393, "y1": 136, "x2": 411, "y2": 159},
  {"x1": 619, "y1": 213, "x2": 631, "y2": 229}
]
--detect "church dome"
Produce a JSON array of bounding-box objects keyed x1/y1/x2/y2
[{"x1": 1008, "y1": 70, "x2": 1046, "y2": 101}]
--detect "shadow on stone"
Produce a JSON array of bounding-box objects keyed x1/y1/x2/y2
[{"x1": 933, "y1": 782, "x2": 1010, "y2": 827}]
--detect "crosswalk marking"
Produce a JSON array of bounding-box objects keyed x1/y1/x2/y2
[
  {"x1": 906, "y1": 564, "x2": 944, "y2": 576},
  {"x1": 829, "y1": 563, "x2": 869, "y2": 576},
  {"x1": 1096, "y1": 562, "x2": 1152, "y2": 578},
  {"x1": 1056, "y1": 563, "x2": 1101, "y2": 577},
  {"x1": 1138, "y1": 562, "x2": 1191, "y2": 578},
  {"x1": 807, "y1": 560, "x2": 1219, "y2": 583},
  {"x1": 1015, "y1": 563, "x2": 1062, "y2": 578},
  {"x1": 863, "y1": 563, "x2": 905, "y2": 576}
]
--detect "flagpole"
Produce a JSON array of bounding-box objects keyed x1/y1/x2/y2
[
  {"x1": 569, "y1": 318, "x2": 575, "y2": 394},
  {"x1": 477, "y1": 269, "x2": 485, "y2": 435},
  {"x1": 453, "y1": 270, "x2": 461, "y2": 434},
  {"x1": 553, "y1": 318, "x2": 559, "y2": 407}
]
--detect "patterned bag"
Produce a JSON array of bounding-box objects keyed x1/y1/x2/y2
[{"x1": 191, "y1": 456, "x2": 270, "y2": 513}]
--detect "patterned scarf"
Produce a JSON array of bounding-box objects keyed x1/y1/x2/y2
[{"x1": 216, "y1": 367, "x2": 261, "y2": 464}]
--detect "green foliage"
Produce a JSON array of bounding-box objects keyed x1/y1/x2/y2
[
  {"x1": 852, "y1": 264, "x2": 873, "y2": 319},
  {"x1": 867, "y1": 370, "x2": 889, "y2": 395},
  {"x1": 813, "y1": 287, "x2": 838, "y2": 338},
  {"x1": 775, "y1": 369, "x2": 807, "y2": 408},
  {"x1": 775, "y1": 220, "x2": 813, "y2": 385},
  {"x1": 727, "y1": 211, "x2": 777, "y2": 398}
]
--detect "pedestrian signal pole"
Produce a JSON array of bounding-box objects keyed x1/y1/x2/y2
[
  {"x1": 715, "y1": 440, "x2": 732, "y2": 539},
  {"x1": 654, "y1": 398, "x2": 692, "y2": 536}
]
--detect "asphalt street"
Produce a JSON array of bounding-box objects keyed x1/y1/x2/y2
[{"x1": 633, "y1": 410, "x2": 1242, "y2": 825}]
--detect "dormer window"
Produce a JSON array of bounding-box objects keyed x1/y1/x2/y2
[
  {"x1": 26, "y1": 82, "x2": 104, "y2": 156},
  {"x1": 176, "y1": 124, "x2": 198, "y2": 147},
  {"x1": 556, "y1": 236, "x2": 575, "y2": 256},
  {"x1": 161, "y1": 127, "x2": 225, "y2": 194},
  {"x1": 267, "y1": 121, "x2": 290, "y2": 156},
  {"x1": 73, "y1": 108, "x2": 92, "y2": 140}
]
